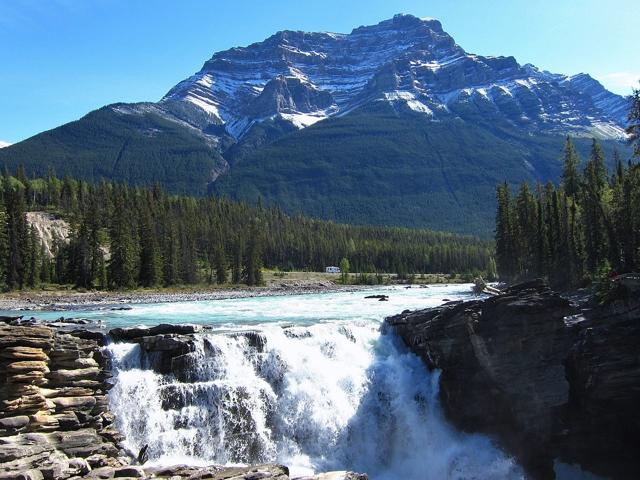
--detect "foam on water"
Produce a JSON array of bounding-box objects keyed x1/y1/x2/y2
[{"x1": 105, "y1": 286, "x2": 524, "y2": 479}]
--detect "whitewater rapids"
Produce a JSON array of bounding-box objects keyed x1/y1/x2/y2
[{"x1": 107, "y1": 303, "x2": 524, "y2": 479}]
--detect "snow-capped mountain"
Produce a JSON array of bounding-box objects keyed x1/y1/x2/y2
[
  {"x1": 157, "y1": 14, "x2": 627, "y2": 141},
  {"x1": 0, "y1": 14, "x2": 631, "y2": 235},
  {"x1": 0, "y1": 141, "x2": 11, "y2": 149}
]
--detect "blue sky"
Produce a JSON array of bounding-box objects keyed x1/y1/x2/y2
[{"x1": 0, "y1": 0, "x2": 638, "y2": 144}]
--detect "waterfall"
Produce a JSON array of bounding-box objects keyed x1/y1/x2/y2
[{"x1": 107, "y1": 322, "x2": 524, "y2": 479}]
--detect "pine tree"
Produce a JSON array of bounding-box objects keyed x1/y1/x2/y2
[
  {"x1": 4, "y1": 180, "x2": 29, "y2": 289},
  {"x1": 26, "y1": 225, "x2": 40, "y2": 288},
  {"x1": 561, "y1": 136, "x2": 581, "y2": 197},
  {"x1": 627, "y1": 83, "x2": 640, "y2": 158},
  {"x1": 0, "y1": 202, "x2": 8, "y2": 289},
  {"x1": 232, "y1": 235, "x2": 244, "y2": 284},
  {"x1": 70, "y1": 221, "x2": 92, "y2": 288},
  {"x1": 138, "y1": 208, "x2": 161, "y2": 287},
  {"x1": 581, "y1": 139, "x2": 609, "y2": 274},
  {"x1": 162, "y1": 219, "x2": 180, "y2": 286},
  {"x1": 514, "y1": 182, "x2": 537, "y2": 278},
  {"x1": 214, "y1": 243, "x2": 228, "y2": 284},
  {"x1": 495, "y1": 182, "x2": 516, "y2": 279},
  {"x1": 108, "y1": 190, "x2": 138, "y2": 289},
  {"x1": 243, "y1": 221, "x2": 263, "y2": 286}
]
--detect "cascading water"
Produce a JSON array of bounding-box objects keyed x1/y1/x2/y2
[{"x1": 107, "y1": 319, "x2": 524, "y2": 479}]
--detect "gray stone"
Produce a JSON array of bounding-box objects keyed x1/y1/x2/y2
[
  {"x1": 0, "y1": 415, "x2": 30, "y2": 430},
  {"x1": 113, "y1": 466, "x2": 144, "y2": 478},
  {"x1": 67, "y1": 457, "x2": 91, "y2": 475}
]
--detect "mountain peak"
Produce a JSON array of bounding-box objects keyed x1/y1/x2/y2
[
  {"x1": 156, "y1": 16, "x2": 628, "y2": 141},
  {"x1": 350, "y1": 13, "x2": 445, "y2": 37}
]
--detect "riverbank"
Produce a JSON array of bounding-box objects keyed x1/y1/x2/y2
[
  {"x1": 0, "y1": 281, "x2": 374, "y2": 312},
  {"x1": 0, "y1": 270, "x2": 471, "y2": 312}
]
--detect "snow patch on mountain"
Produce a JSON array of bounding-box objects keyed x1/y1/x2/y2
[
  {"x1": 383, "y1": 91, "x2": 433, "y2": 115},
  {"x1": 152, "y1": 14, "x2": 627, "y2": 142},
  {"x1": 278, "y1": 111, "x2": 330, "y2": 129}
]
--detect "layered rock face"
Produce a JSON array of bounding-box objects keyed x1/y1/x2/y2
[
  {"x1": 385, "y1": 280, "x2": 640, "y2": 479},
  {"x1": 0, "y1": 323, "x2": 121, "y2": 479}
]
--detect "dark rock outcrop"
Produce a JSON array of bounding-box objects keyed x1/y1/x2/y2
[{"x1": 385, "y1": 279, "x2": 640, "y2": 479}]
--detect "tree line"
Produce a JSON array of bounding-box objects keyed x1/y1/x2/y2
[
  {"x1": 494, "y1": 86, "x2": 640, "y2": 287},
  {"x1": 0, "y1": 171, "x2": 492, "y2": 291}
]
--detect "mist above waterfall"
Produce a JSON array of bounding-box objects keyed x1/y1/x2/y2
[{"x1": 107, "y1": 318, "x2": 524, "y2": 479}]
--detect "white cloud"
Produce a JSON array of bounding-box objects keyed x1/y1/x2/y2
[
  {"x1": 0, "y1": 141, "x2": 12, "y2": 148},
  {"x1": 596, "y1": 72, "x2": 640, "y2": 95}
]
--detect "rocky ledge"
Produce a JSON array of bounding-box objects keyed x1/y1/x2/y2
[
  {"x1": 385, "y1": 279, "x2": 640, "y2": 480},
  {"x1": 0, "y1": 322, "x2": 366, "y2": 480}
]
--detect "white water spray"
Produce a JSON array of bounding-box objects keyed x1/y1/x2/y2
[{"x1": 107, "y1": 321, "x2": 524, "y2": 479}]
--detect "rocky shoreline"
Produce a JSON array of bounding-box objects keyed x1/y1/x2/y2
[
  {"x1": 0, "y1": 282, "x2": 369, "y2": 312},
  {"x1": 0, "y1": 320, "x2": 367, "y2": 480},
  {"x1": 385, "y1": 279, "x2": 640, "y2": 480}
]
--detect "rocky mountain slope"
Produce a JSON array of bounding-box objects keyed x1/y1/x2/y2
[
  {"x1": 385, "y1": 280, "x2": 640, "y2": 479},
  {"x1": 0, "y1": 14, "x2": 630, "y2": 234},
  {"x1": 159, "y1": 14, "x2": 627, "y2": 139}
]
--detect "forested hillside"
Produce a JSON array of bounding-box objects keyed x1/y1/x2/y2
[
  {"x1": 214, "y1": 110, "x2": 627, "y2": 235},
  {"x1": 0, "y1": 171, "x2": 492, "y2": 291},
  {"x1": 0, "y1": 106, "x2": 228, "y2": 194},
  {"x1": 494, "y1": 88, "x2": 640, "y2": 288}
]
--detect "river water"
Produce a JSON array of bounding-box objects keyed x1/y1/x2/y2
[{"x1": 20, "y1": 285, "x2": 527, "y2": 478}]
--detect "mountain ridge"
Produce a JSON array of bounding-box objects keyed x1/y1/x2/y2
[
  {"x1": 156, "y1": 13, "x2": 628, "y2": 142},
  {"x1": 0, "y1": 14, "x2": 631, "y2": 234}
]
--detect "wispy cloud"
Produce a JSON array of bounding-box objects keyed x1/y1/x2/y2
[
  {"x1": 597, "y1": 72, "x2": 640, "y2": 95},
  {"x1": 0, "y1": 141, "x2": 12, "y2": 148}
]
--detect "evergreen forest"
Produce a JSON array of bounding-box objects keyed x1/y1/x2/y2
[
  {"x1": 494, "y1": 86, "x2": 640, "y2": 288},
  {"x1": 0, "y1": 170, "x2": 492, "y2": 291}
]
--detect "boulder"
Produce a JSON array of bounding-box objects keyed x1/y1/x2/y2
[
  {"x1": 148, "y1": 324, "x2": 202, "y2": 336},
  {"x1": 0, "y1": 347, "x2": 49, "y2": 362},
  {"x1": 134, "y1": 335, "x2": 195, "y2": 374},
  {"x1": 113, "y1": 466, "x2": 144, "y2": 478},
  {"x1": 85, "y1": 454, "x2": 109, "y2": 468},
  {"x1": 230, "y1": 331, "x2": 267, "y2": 352},
  {"x1": 108, "y1": 324, "x2": 201, "y2": 342},
  {"x1": 85, "y1": 466, "x2": 115, "y2": 479},
  {"x1": 47, "y1": 368, "x2": 101, "y2": 384},
  {"x1": 0, "y1": 416, "x2": 30, "y2": 430},
  {"x1": 7, "y1": 361, "x2": 50, "y2": 374},
  {"x1": 293, "y1": 473, "x2": 368, "y2": 480},
  {"x1": 68, "y1": 457, "x2": 91, "y2": 476},
  {"x1": 107, "y1": 327, "x2": 150, "y2": 342},
  {"x1": 50, "y1": 396, "x2": 97, "y2": 411},
  {"x1": 0, "y1": 325, "x2": 55, "y2": 350}
]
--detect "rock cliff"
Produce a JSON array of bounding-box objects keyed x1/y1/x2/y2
[
  {"x1": 0, "y1": 322, "x2": 122, "y2": 479},
  {"x1": 385, "y1": 279, "x2": 640, "y2": 479}
]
